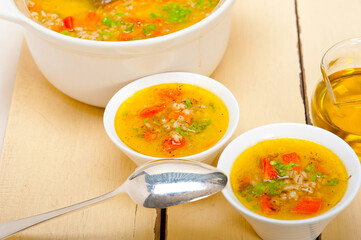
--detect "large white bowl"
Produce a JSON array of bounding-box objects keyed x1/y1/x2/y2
[
  {"x1": 103, "y1": 72, "x2": 239, "y2": 166},
  {"x1": 0, "y1": 0, "x2": 234, "y2": 107},
  {"x1": 218, "y1": 123, "x2": 361, "y2": 240}
]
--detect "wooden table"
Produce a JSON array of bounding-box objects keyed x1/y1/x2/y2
[{"x1": 1, "y1": 0, "x2": 361, "y2": 239}]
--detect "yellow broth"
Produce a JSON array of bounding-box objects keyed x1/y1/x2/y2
[
  {"x1": 27, "y1": 0, "x2": 219, "y2": 41},
  {"x1": 230, "y1": 138, "x2": 348, "y2": 220},
  {"x1": 114, "y1": 83, "x2": 229, "y2": 158}
]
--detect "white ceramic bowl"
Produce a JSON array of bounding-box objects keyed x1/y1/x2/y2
[
  {"x1": 0, "y1": 0, "x2": 234, "y2": 107},
  {"x1": 217, "y1": 123, "x2": 361, "y2": 240},
  {"x1": 103, "y1": 72, "x2": 239, "y2": 166}
]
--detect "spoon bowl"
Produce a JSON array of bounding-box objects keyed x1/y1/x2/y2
[{"x1": 0, "y1": 159, "x2": 227, "y2": 239}]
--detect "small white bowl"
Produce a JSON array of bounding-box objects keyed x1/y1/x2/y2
[
  {"x1": 217, "y1": 123, "x2": 361, "y2": 240},
  {"x1": 104, "y1": 72, "x2": 239, "y2": 166}
]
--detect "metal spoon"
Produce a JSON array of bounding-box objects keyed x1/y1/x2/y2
[{"x1": 0, "y1": 159, "x2": 227, "y2": 239}]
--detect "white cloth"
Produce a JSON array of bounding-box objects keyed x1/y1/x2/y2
[{"x1": 0, "y1": 19, "x2": 24, "y2": 156}]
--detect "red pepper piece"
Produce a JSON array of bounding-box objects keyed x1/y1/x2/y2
[
  {"x1": 162, "y1": 137, "x2": 185, "y2": 152},
  {"x1": 259, "y1": 195, "x2": 276, "y2": 213},
  {"x1": 139, "y1": 104, "x2": 165, "y2": 119},
  {"x1": 282, "y1": 152, "x2": 300, "y2": 164},
  {"x1": 63, "y1": 16, "x2": 74, "y2": 30},
  {"x1": 261, "y1": 157, "x2": 278, "y2": 179},
  {"x1": 291, "y1": 198, "x2": 323, "y2": 214}
]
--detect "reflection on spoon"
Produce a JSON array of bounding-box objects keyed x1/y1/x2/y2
[{"x1": 0, "y1": 159, "x2": 227, "y2": 239}]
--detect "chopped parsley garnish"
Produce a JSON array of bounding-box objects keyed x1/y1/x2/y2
[
  {"x1": 143, "y1": 24, "x2": 157, "y2": 35},
  {"x1": 144, "y1": 118, "x2": 150, "y2": 122},
  {"x1": 186, "y1": 98, "x2": 192, "y2": 108},
  {"x1": 188, "y1": 120, "x2": 211, "y2": 133},
  {"x1": 252, "y1": 205, "x2": 259, "y2": 210},
  {"x1": 245, "y1": 179, "x2": 285, "y2": 196},
  {"x1": 123, "y1": 111, "x2": 128, "y2": 115},
  {"x1": 328, "y1": 178, "x2": 339, "y2": 186},
  {"x1": 162, "y1": 2, "x2": 191, "y2": 23}
]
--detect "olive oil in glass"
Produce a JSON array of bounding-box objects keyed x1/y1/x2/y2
[{"x1": 312, "y1": 68, "x2": 361, "y2": 156}]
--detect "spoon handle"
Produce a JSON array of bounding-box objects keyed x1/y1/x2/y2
[{"x1": 0, "y1": 186, "x2": 124, "y2": 239}]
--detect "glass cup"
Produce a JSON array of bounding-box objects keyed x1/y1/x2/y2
[{"x1": 311, "y1": 38, "x2": 361, "y2": 157}]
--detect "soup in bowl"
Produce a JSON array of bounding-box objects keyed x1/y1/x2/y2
[
  {"x1": 27, "y1": 0, "x2": 220, "y2": 41},
  {"x1": 218, "y1": 123, "x2": 361, "y2": 240},
  {"x1": 0, "y1": 0, "x2": 234, "y2": 107},
  {"x1": 104, "y1": 72, "x2": 239, "y2": 165}
]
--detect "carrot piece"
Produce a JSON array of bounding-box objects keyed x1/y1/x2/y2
[
  {"x1": 316, "y1": 165, "x2": 325, "y2": 174},
  {"x1": 158, "y1": 88, "x2": 182, "y2": 101},
  {"x1": 120, "y1": 33, "x2": 133, "y2": 41},
  {"x1": 282, "y1": 152, "x2": 300, "y2": 164},
  {"x1": 293, "y1": 166, "x2": 302, "y2": 172},
  {"x1": 139, "y1": 104, "x2": 165, "y2": 119},
  {"x1": 162, "y1": 137, "x2": 185, "y2": 151},
  {"x1": 259, "y1": 195, "x2": 275, "y2": 213},
  {"x1": 63, "y1": 16, "x2": 74, "y2": 30},
  {"x1": 168, "y1": 111, "x2": 192, "y2": 123},
  {"x1": 51, "y1": 24, "x2": 63, "y2": 33},
  {"x1": 86, "y1": 12, "x2": 100, "y2": 29},
  {"x1": 261, "y1": 157, "x2": 278, "y2": 179},
  {"x1": 291, "y1": 198, "x2": 323, "y2": 214},
  {"x1": 144, "y1": 131, "x2": 157, "y2": 142}
]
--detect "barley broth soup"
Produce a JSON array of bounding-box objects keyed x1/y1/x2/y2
[
  {"x1": 114, "y1": 83, "x2": 229, "y2": 158},
  {"x1": 230, "y1": 138, "x2": 348, "y2": 220},
  {"x1": 27, "y1": 0, "x2": 219, "y2": 41}
]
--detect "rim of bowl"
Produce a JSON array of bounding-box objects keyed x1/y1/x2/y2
[
  {"x1": 16, "y1": 0, "x2": 235, "y2": 49},
  {"x1": 103, "y1": 72, "x2": 239, "y2": 163},
  {"x1": 218, "y1": 122, "x2": 361, "y2": 226}
]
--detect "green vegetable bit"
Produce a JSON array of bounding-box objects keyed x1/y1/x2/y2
[
  {"x1": 124, "y1": 22, "x2": 135, "y2": 32},
  {"x1": 246, "y1": 197, "x2": 253, "y2": 202},
  {"x1": 328, "y1": 178, "x2": 339, "y2": 186},
  {"x1": 123, "y1": 111, "x2": 128, "y2": 115},
  {"x1": 186, "y1": 98, "x2": 192, "y2": 108},
  {"x1": 144, "y1": 118, "x2": 150, "y2": 122},
  {"x1": 143, "y1": 24, "x2": 157, "y2": 35},
  {"x1": 162, "y1": 2, "x2": 191, "y2": 23},
  {"x1": 252, "y1": 205, "x2": 259, "y2": 210},
  {"x1": 136, "y1": 134, "x2": 144, "y2": 138}
]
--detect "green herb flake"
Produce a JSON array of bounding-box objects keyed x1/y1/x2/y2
[
  {"x1": 328, "y1": 178, "x2": 339, "y2": 186},
  {"x1": 252, "y1": 205, "x2": 259, "y2": 210},
  {"x1": 153, "y1": 121, "x2": 160, "y2": 126},
  {"x1": 133, "y1": 128, "x2": 138, "y2": 131},
  {"x1": 61, "y1": 30, "x2": 70, "y2": 35},
  {"x1": 150, "y1": 13, "x2": 157, "y2": 18},
  {"x1": 144, "y1": 118, "x2": 150, "y2": 122},
  {"x1": 170, "y1": 119, "x2": 175, "y2": 123},
  {"x1": 143, "y1": 23, "x2": 158, "y2": 35},
  {"x1": 136, "y1": 134, "x2": 144, "y2": 138},
  {"x1": 161, "y1": 2, "x2": 192, "y2": 23},
  {"x1": 176, "y1": 127, "x2": 181, "y2": 133},
  {"x1": 181, "y1": 131, "x2": 189, "y2": 136},
  {"x1": 186, "y1": 98, "x2": 192, "y2": 108},
  {"x1": 124, "y1": 22, "x2": 135, "y2": 32},
  {"x1": 311, "y1": 175, "x2": 317, "y2": 181},
  {"x1": 100, "y1": 32, "x2": 114, "y2": 37},
  {"x1": 123, "y1": 111, "x2": 128, "y2": 116},
  {"x1": 246, "y1": 197, "x2": 253, "y2": 202}
]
